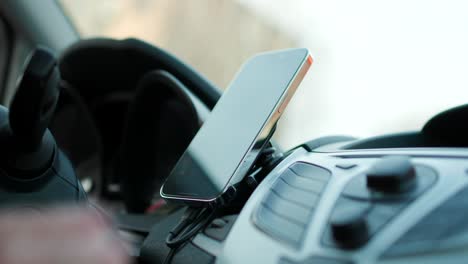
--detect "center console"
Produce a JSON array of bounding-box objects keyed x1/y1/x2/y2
[
  {"x1": 139, "y1": 135, "x2": 468, "y2": 263},
  {"x1": 212, "y1": 144, "x2": 468, "y2": 264}
]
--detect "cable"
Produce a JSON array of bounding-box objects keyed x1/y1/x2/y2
[
  {"x1": 166, "y1": 207, "x2": 215, "y2": 248},
  {"x1": 163, "y1": 246, "x2": 177, "y2": 264},
  {"x1": 164, "y1": 207, "x2": 216, "y2": 264}
]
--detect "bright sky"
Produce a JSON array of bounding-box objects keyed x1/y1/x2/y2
[{"x1": 238, "y1": 0, "x2": 468, "y2": 149}]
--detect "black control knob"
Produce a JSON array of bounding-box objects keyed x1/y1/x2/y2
[
  {"x1": 366, "y1": 156, "x2": 416, "y2": 193},
  {"x1": 330, "y1": 206, "x2": 369, "y2": 249}
]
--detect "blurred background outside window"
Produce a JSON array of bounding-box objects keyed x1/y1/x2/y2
[{"x1": 59, "y1": 0, "x2": 468, "y2": 149}]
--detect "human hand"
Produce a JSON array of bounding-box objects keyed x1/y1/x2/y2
[{"x1": 0, "y1": 207, "x2": 129, "y2": 264}]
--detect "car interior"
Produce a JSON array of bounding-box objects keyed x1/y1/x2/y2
[{"x1": 1, "y1": 1, "x2": 468, "y2": 264}]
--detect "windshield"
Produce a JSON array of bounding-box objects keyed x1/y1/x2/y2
[{"x1": 59, "y1": 0, "x2": 468, "y2": 149}]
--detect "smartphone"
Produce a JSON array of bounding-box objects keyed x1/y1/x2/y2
[{"x1": 160, "y1": 48, "x2": 313, "y2": 206}]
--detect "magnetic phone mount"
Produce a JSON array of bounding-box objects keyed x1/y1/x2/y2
[{"x1": 0, "y1": 47, "x2": 86, "y2": 203}]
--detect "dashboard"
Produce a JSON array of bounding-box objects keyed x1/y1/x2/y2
[
  {"x1": 173, "y1": 145, "x2": 468, "y2": 264},
  {"x1": 20, "y1": 37, "x2": 467, "y2": 264}
]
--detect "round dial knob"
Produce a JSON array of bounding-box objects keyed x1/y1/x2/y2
[
  {"x1": 330, "y1": 206, "x2": 369, "y2": 249},
  {"x1": 366, "y1": 156, "x2": 416, "y2": 193}
]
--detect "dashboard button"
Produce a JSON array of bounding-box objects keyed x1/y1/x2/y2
[
  {"x1": 204, "y1": 215, "x2": 237, "y2": 242},
  {"x1": 330, "y1": 202, "x2": 370, "y2": 249},
  {"x1": 342, "y1": 164, "x2": 437, "y2": 201},
  {"x1": 210, "y1": 218, "x2": 227, "y2": 229},
  {"x1": 335, "y1": 163, "x2": 357, "y2": 170},
  {"x1": 366, "y1": 156, "x2": 416, "y2": 193}
]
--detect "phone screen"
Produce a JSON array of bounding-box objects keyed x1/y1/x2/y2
[{"x1": 161, "y1": 48, "x2": 312, "y2": 203}]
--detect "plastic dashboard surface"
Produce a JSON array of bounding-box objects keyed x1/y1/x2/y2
[{"x1": 209, "y1": 147, "x2": 468, "y2": 264}]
